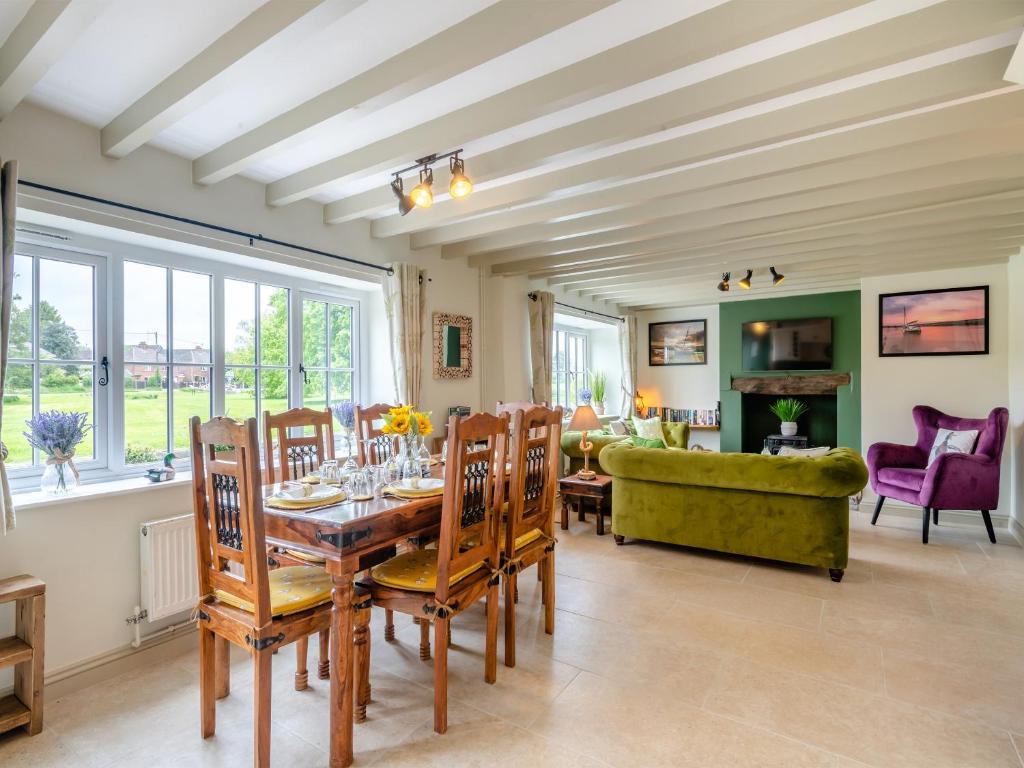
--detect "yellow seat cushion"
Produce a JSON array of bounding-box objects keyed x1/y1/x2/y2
[
  {"x1": 283, "y1": 548, "x2": 326, "y2": 564},
  {"x1": 370, "y1": 549, "x2": 483, "y2": 593},
  {"x1": 215, "y1": 566, "x2": 332, "y2": 617},
  {"x1": 459, "y1": 527, "x2": 542, "y2": 551}
]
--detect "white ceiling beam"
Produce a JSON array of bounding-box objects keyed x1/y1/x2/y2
[
  {"x1": 1005, "y1": 29, "x2": 1024, "y2": 83},
  {"x1": 483, "y1": 186, "x2": 1024, "y2": 273},
  {"x1": 409, "y1": 108, "x2": 1024, "y2": 248},
  {"x1": 272, "y1": 0, "x2": 867, "y2": 207},
  {"x1": 334, "y1": 0, "x2": 1024, "y2": 224},
  {"x1": 0, "y1": 0, "x2": 109, "y2": 118},
  {"x1": 370, "y1": 47, "x2": 1020, "y2": 237},
  {"x1": 191, "y1": 0, "x2": 613, "y2": 185},
  {"x1": 101, "y1": 0, "x2": 353, "y2": 159}
]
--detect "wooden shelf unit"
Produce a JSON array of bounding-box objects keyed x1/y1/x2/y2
[{"x1": 0, "y1": 574, "x2": 45, "y2": 737}]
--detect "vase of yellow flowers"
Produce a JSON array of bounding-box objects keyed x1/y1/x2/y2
[{"x1": 380, "y1": 405, "x2": 433, "y2": 479}]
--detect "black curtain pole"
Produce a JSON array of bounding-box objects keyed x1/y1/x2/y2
[
  {"x1": 528, "y1": 291, "x2": 623, "y2": 323},
  {"x1": 17, "y1": 179, "x2": 394, "y2": 276}
]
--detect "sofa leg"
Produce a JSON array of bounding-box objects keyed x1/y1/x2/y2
[
  {"x1": 980, "y1": 510, "x2": 996, "y2": 544},
  {"x1": 871, "y1": 496, "x2": 885, "y2": 525},
  {"x1": 932, "y1": 508, "x2": 939, "y2": 525},
  {"x1": 921, "y1": 506, "x2": 930, "y2": 544},
  {"x1": 613, "y1": 534, "x2": 624, "y2": 545},
  {"x1": 828, "y1": 568, "x2": 844, "y2": 583}
]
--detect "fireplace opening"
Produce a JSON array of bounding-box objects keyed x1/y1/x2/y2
[{"x1": 740, "y1": 393, "x2": 838, "y2": 454}]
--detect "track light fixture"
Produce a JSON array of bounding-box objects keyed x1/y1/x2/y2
[
  {"x1": 717, "y1": 272, "x2": 730, "y2": 292},
  {"x1": 387, "y1": 148, "x2": 472, "y2": 215},
  {"x1": 449, "y1": 154, "x2": 473, "y2": 199},
  {"x1": 716, "y1": 267, "x2": 787, "y2": 291},
  {"x1": 738, "y1": 269, "x2": 753, "y2": 289},
  {"x1": 770, "y1": 266, "x2": 785, "y2": 286}
]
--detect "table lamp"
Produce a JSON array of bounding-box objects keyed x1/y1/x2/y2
[{"x1": 568, "y1": 404, "x2": 602, "y2": 480}]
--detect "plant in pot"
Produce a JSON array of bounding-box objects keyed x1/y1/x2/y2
[
  {"x1": 589, "y1": 370, "x2": 607, "y2": 415},
  {"x1": 768, "y1": 398, "x2": 808, "y2": 437}
]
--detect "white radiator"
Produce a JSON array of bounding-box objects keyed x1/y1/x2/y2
[{"x1": 140, "y1": 514, "x2": 198, "y2": 622}]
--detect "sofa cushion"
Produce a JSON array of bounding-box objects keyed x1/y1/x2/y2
[
  {"x1": 877, "y1": 466, "x2": 926, "y2": 492},
  {"x1": 631, "y1": 436, "x2": 666, "y2": 449},
  {"x1": 927, "y1": 428, "x2": 978, "y2": 466},
  {"x1": 632, "y1": 415, "x2": 663, "y2": 441}
]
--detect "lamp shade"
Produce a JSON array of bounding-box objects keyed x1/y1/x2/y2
[{"x1": 568, "y1": 404, "x2": 602, "y2": 432}]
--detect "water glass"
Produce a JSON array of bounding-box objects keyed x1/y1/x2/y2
[
  {"x1": 320, "y1": 460, "x2": 340, "y2": 485},
  {"x1": 349, "y1": 468, "x2": 371, "y2": 499}
]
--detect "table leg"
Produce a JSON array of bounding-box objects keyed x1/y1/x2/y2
[
  {"x1": 596, "y1": 497, "x2": 604, "y2": 535},
  {"x1": 329, "y1": 572, "x2": 356, "y2": 768},
  {"x1": 560, "y1": 493, "x2": 569, "y2": 530},
  {"x1": 578, "y1": 498, "x2": 586, "y2": 522}
]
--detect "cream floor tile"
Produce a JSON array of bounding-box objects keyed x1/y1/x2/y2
[
  {"x1": 607, "y1": 538, "x2": 753, "y2": 582},
  {"x1": 529, "y1": 670, "x2": 846, "y2": 768},
  {"x1": 704, "y1": 658, "x2": 1021, "y2": 768},
  {"x1": 653, "y1": 601, "x2": 754, "y2": 657},
  {"x1": 0, "y1": 726, "x2": 109, "y2": 768},
  {"x1": 1012, "y1": 733, "x2": 1024, "y2": 766},
  {"x1": 554, "y1": 572, "x2": 681, "y2": 627},
  {"x1": 882, "y1": 649, "x2": 1024, "y2": 735},
  {"x1": 671, "y1": 574, "x2": 825, "y2": 631}
]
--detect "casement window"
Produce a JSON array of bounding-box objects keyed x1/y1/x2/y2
[
  {"x1": 5, "y1": 235, "x2": 362, "y2": 487},
  {"x1": 552, "y1": 327, "x2": 589, "y2": 410}
]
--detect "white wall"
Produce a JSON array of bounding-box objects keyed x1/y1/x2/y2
[
  {"x1": 636, "y1": 305, "x2": 721, "y2": 450},
  {"x1": 589, "y1": 323, "x2": 622, "y2": 414},
  {"x1": 860, "y1": 263, "x2": 1011, "y2": 518},
  {"x1": 1007, "y1": 250, "x2": 1024, "y2": 530}
]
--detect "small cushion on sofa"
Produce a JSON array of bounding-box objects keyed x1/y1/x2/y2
[
  {"x1": 632, "y1": 415, "x2": 662, "y2": 441},
  {"x1": 631, "y1": 436, "x2": 666, "y2": 449},
  {"x1": 877, "y1": 466, "x2": 926, "y2": 492},
  {"x1": 608, "y1": 420, "x2": 628, "y2": 435},
  {"x1": 927, "y1": 428, "x2": 978, "y2": 466},
  {"x1": 777, "y1": 446, "x2": 831, "y2": 458}
]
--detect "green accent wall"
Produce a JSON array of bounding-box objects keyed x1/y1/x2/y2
[{"x1": 719, "y1": 291, "x2": 861, "y2": 453}]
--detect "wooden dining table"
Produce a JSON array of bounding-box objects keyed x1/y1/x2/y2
[{"x1": 260, "y1": 467, "x2": 446, "y2": 768}]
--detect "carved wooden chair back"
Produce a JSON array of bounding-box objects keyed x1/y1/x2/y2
[
  {"x1": 354, "y1": 402, "x2": 400, "y2": 466},
  {"x1": 189, "y1": 415, "x2": 273, "y2": 627},
  {"x1": 262, "y1": 407, "x2": 335, "y2": 484},
  {"x1": 434, "y1": 412, "x2": 509, "y2": 605},
  {"x1": 507, "y1": 406, "x2": 562, "y2": 551}
]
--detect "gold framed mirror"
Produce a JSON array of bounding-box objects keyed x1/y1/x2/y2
[{"x1": 432, "y1": 312, "x2": 472, "y2": 379}]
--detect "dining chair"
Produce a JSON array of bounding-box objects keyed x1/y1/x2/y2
[
  {"x1": 354, "y1": 402, "x2": 400, "y2": 466},
  {"x1": 262, "y1": 406, "x2": 335, "y2": 688},
  {"x1": 358, "y1": 412, "x2": 508, "y2": 734},
  {"x1": 503, "y1": 405, "x2": 561, "y2": 667},
  {"x1": 188, "y1": 415, "x2": 371, "y2": 767}
]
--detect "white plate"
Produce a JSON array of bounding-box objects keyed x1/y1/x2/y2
[{"x1": 395, "y1": 477, "x2": 443, "y2": 492}]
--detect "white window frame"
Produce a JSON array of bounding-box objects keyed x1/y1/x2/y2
[
  {"x1": 294, "y1": 291, "x2": 360, "y2": 411},
  {"x1": 8, "y1": 229, "x2": 365, "y2": 491},
  {"x1": 552, "y1": 325, "x2": 590, "y2": 410}
]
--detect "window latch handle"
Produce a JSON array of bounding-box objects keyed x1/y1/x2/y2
[
  {"x1": 98, "y1": 356, "x2": 110, "y2": 386},
  {"x1": 299, "y1": 363, "x2": 309, "y2": 385}
]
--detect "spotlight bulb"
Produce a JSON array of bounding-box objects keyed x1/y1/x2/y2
[
  {"x1": 738, "y1": 269, "x2": 752, "y2": 290},
  {"x1": 717, "y1": 272, "x2": 731, "y2": 292},
  {"x1": 770, "y1": 266, "x2": 785, "y2": 286},
  {"x1": 410, "y1": 167, "x2": 434, "y2": 209},
  {"x1": 449, "y1": 156, "x2": 473, "y2": 199}
]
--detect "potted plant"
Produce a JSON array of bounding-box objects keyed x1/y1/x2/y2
[
  {"x1": 24, "y1": 410, "x2": 91, "y2": 496},
  {"x1": 768, "y1": 398, "x2": 808, "y2": 437},
  {"x1": 590, "y1": 370, "x2": 607, "y2": 415}
]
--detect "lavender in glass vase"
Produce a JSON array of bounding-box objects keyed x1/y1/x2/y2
[
  {"x1": 24, "y1": 410, "x2": 91, "y2": 495},
  {"x1": 331, "y1": 400, "x2": 358, "y2": 473},
  {"x1": 578, "y1": 387, "x2": 593, "y2": 406}
]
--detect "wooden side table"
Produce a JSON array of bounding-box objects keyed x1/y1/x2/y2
[
  {"x1": 559, "y1": 474, "x2": 613, "y2": 535},
  {"x1": 0, "y1": 574, "x2": 45, "y2": 737}
]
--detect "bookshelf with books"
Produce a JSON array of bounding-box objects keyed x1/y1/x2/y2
[{"x1": 645, "y1": 403, "x2": 721, "y2": 431}]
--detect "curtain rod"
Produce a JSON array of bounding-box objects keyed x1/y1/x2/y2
[
  {"x1": 528, "y1": 291, "x2": 623, "y2": 323},
  {"x1": 17, "y1": 179, "x2": 394, "y2": 276}
]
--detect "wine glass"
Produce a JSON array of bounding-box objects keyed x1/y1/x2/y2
[{"x1": 416, "y1": 436, "x2": 431, "y2": 478}]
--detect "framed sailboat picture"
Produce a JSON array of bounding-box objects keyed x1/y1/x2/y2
[
  {"x1": 649, "y1": 319, "x2": 707, "y2": 365},
  {"x1": 879, "y1": 286, "x2": 988, "y2": 357}
]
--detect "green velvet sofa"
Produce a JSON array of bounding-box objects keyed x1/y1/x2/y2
[
  {"x1": 561, "y1": 422, "x2": 690, "y2": 475},
  {"x1": 599, "y1": 444, "x2": 868, "y2": 580}
]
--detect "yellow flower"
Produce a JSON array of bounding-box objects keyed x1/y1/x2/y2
[
  {"x1": 390, "y1": 413, "x2": 411, "y2": 434},
  {"x1": 390, "y1": 405, "x2": 412, "y2": 417},
  {"x1": 415, "y1": 414, "x2": 432, "y2": 435},
  {"x1": 381, "y1": 423, "x2": 393, "y2": 435}
]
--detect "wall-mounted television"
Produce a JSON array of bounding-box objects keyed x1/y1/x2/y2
[{"x1": 741, "y1": 317, "x2": 833, "y2": 371}]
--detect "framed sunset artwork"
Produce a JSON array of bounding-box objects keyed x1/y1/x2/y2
[
  {"x1": 878, "y1": 286, "x2": 988, "y2": 357},
  {"x1": 649, "y1": 319, "x2": 706, "y2": 365}
]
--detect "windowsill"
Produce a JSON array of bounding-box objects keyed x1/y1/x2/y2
[{"x1": 13, "y1": 473, "x2": 192, "y2": 511}]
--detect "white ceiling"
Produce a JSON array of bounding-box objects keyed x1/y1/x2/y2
[{"x1": 3, "y1": 0, "x2": 1024, "y2": 310}]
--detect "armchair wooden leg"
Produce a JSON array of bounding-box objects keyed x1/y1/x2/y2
[
  {"x1": 215, "y1": 635, "x2": 230, "y2": 700},
  {"x1": 253, "y1": 650, "x2": 272, "y2": 768},
  {"x1": 294, "y1": 635, "x2": 309, "y2": 691},
  {"x1": 318, "y1": 628, "x2": 330, "y2": 680},
  {"x1": 433, "y1": 618, "x2": 450, "y2": 735},
  {"x1": 485, "y1": 583, "x2": 498, "y2": 684},
  {"x1": 871, "y1": 495, "x2": 885, "y2": 525},
  {"x1": 981, "y1": 510, "x2": 997, "y2": 543},
  {"x1": 921, "y1": 506, "x2": 931, "y2": 544},
  {"x1": 199, "y1": 625, "x2": 216, "y2": 739},
  {"x1": 933, "y1": 508, "x2": 939, "y2": 525},
  {"x1": 504, "y1": 572, "x2": 517, "y2": 668}
]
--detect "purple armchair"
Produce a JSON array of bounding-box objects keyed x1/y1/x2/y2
[{"x1": 867, "y1": 405, "x2": 1008, "y2": 544}]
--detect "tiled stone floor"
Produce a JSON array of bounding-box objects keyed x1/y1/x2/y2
[{"x1": 3, "y1": 509, "x2": 1024, "y2": 767}]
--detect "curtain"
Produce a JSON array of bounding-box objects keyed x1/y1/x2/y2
[
  {"x1": 619, "y1": 313, "x2": 637, "y2": 419},
  {"x1": 383, "y1": 263, "x2": 424, "y2": 407},
  {"x1": 528, "y1": 291, "x2": 554, "y2": 405},
  {"x1": 0, "y1": 159, "x2": 16, "y2": 534}
]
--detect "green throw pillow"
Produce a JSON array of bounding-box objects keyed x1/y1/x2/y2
[{"x1": 631, "y1": 436, "x2": 666, "y2": 449}]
